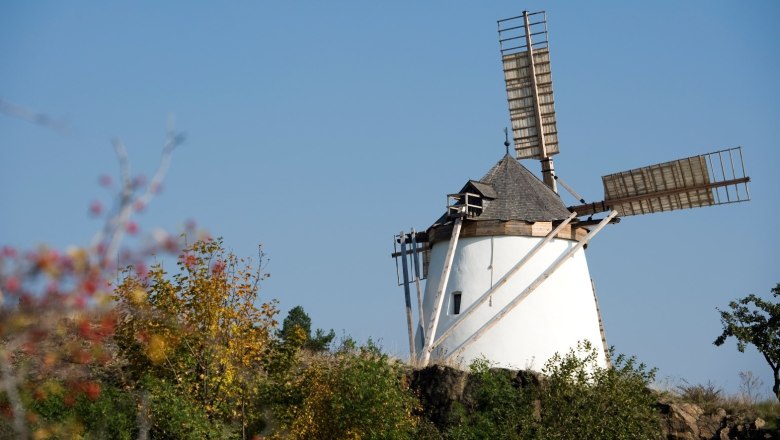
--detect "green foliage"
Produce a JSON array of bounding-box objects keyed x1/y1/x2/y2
[
  {"x1": 539, "y1": 342, "x2": 660, "y2": 440},
  {"x1": 446, "y1": 342, "x2": 661, "y2": 440},
  {"x1": 446, "y1": 358, "x2": 537, "y2": 440},
  {"x1": 271, "y1": 340, "x2": 421, "y2": 440},
  {"x1": 11, "y1": 379, "x2": 137, "y2": 439},
  {"x1": 141, "y1": 375, "x2": 228, "y2": 440},
  {"x1": 278, "y1": 305, "x2": 336, "y2": 352},
  {"x1": 714, "y1": 283, "x2": 780, "y2": 401}
]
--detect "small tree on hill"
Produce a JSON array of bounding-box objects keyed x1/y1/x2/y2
[
  {"x1": 278, "y1": 306, "x2": 335, "y2": 352},
  {"x1": 714, "y1": 283, "x2": 780, "y2": 402}
]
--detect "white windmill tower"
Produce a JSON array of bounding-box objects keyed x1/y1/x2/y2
[{"x1": 392, "y1": 11, "x2": 751, "y2": 370}]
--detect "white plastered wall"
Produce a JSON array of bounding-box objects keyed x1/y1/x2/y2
[{"x1": 416, "y1": 234, "x2": 607, "y2": 371}]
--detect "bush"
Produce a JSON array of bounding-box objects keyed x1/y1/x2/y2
[
  {"x1": 676, "y1": 380, "x2": 723, "y2": 410},
  {"x1": 272, "y1": 340, "x2": 422, "y2": 440},
  {"x1": 8, "y1": 379, "x2": 137, "y2": 439},
  {"x1": 538, "y1": 342, "x2": 661, "y2": 440},
  {"x1": 141, "y1": 375, "x2": 228, "y2": 440},
  {"x1": 445, "y1": 341, "x2": 662, "y2": 440},
  {"x1": 445, "y1": 358, "x2": 537, "y2": 440}
]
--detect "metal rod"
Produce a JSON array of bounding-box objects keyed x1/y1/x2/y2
[
  {"x1": 444, "y1": 211, "x2": 618, "y2": 362},
  {"x1": 399, "y1": 231, "x2": 416, "y2": 363},
  {"x1": 718, "y1": 151, "x2": 730, "y2": 202},
  {"x1": 498, "y1": 14, "x2": 526, "y2": 23},
  {"x1": 707, "y1": 153, "x2": 720, "y2": 204},
  {"x1": 411, "y1": 229, "x2": 426, "y2": 344},
  {"x1": 421, "y1": 210, "x2": 465, "y2": 366},
  {"x1": 427, "y1": 212, "x2": 576, "y2": 351},
  {"x1": 499, "y1": 24, "x2": 525, "y2": 32},
  {"x1": 728, "y1": 148, "x2": 740, "y2": 200},
  {"x1": 393, "y1": 235, "x2": 402, "y2": 285},
  {"x1": 554, "y1": 175, "x2": 584, "y2": 203},
  {"x1": 739, "y1": 147, "x2": 750, "y2": 200}
]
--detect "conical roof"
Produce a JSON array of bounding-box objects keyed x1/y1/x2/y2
[
  {"x1": 432, "y1": 154, "x2": 571, "y2": 225},
  {"x1": 476, "y1": 154, "x2": 571, "y2": 222}
]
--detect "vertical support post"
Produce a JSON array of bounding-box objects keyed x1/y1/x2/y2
[
  {"x1": 421, "y1": 210, "x2": 465, "y2": 366},
  {"x1": 541, "y1": 158, "x2": 557, "y2": 193},
  {"x1": 399, "y1": 231, "x2": 416, "y2": 363},
  {"x1": 522, "y1": 11, "x2": 557, "y2": 193},
  {"x1": 411, "y1": 229, "x2": 426, "y2": 344}
]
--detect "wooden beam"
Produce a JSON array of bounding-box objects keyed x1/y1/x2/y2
[
  {"x1": 421, "y1": 210, "x2": 465, "y2": 366},
  {"x1": 568, "y1": 177, "x2": 751, "y2": 216}
]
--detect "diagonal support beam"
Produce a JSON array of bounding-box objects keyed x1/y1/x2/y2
[
  {"x1": 427, "y1": 212, "x2": 577, "y2": 352},
  {"x1": 421, "y1": 210, "x2": 465, "y2": 366},
  {"x1": 444, "y1": 211, "x2": 618, "y2": 362}
]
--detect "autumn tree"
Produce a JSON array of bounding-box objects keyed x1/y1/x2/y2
[
  {"x1": 714, "y1": 283, "x2": 780, "y2": 402},
  {"x1": 113, "y1": 238, "x2": 278, "y2": 436}
]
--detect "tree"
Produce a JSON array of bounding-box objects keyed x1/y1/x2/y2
[
  {"x1": 113, "y1": 238, "x2": 279, "y2": 437},
  {"x1": 278, "y1": 305, "x2": 335, "y2": 352},
  {"x1": 714, "y1": 283, "x2": 780, "y2": 402}
]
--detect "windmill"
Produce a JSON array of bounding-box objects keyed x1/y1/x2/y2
[{"x1": 392, "y1": 10, "x2": 750, "y2": 369}]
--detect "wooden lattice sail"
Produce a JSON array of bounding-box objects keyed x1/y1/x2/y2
[{"x1": 569, "y1": 147, "x2": 750, "y2": 216}]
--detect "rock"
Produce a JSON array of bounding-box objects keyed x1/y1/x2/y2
[
  {"x1": 410, "y1": 364, "x2": 469, "y2": 429},
  {"x1": 753, "y1": 418, "x2": 766, "y2": 430},
  {"x1": 698, "y1": 409, "x2": 727, "y2": 440},
  {"x1": 664, "y1": 402, "x2": 705, "y2": 439}
]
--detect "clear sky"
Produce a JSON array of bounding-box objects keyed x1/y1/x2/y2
[{"x1": 2, "y1": 1, "x2": 778, "y2": 396}]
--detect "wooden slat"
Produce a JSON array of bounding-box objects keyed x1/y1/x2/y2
[{"x1": 502, "y1": 48, "x2": 559, "y2": 159}]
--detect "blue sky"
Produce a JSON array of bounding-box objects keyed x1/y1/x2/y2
[{"x1": 2, "y1": 1, "x2": 779, "y2": 396}]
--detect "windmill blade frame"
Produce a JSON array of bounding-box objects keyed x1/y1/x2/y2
[{"x1": 569, "y1": 147, "x2": 751, "y2": 217}]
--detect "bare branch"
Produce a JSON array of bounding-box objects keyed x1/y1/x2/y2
[
  {"x1": 91, "y1": 123, "x2": 185, "y2": 266},
  {"x1": 0, "y1": 97, "x2": 70, "y2": 134}
]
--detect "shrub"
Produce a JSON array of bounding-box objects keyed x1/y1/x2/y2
[
  {"x1": 445, "y1": 341, "x2": 662, "y2": 440},
  {"x1": 141, "y1": 375, "x2": 228, "y2": 440},
  {"x1": 7, "y1": 379, "x2": 137, "y2": 439},
  {"x1": 539, "y1": 342, "x2": 661, "y2": 440},
  {"x1": 445, "y1": 358, "x2": 537, "y2": 440},
  {"x1": 676, "y1": 380, "x2": 723, "y2": 410},
  {"x1": 273, "y1": 340, "x2": 421, "y2": 440}
]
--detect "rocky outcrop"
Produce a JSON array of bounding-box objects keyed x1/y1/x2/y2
[
  {"x1": 409, "y1": 364, "x2": 543, "y2": 430},
  {"x1": 657, "y1": 401, "x2": 776, "y2": 440},
  {"x1": 409, "y1": 364, "x2": 779, "y2": 439}
]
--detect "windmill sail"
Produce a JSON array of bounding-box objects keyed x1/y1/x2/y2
[
  {"x1": 569, "y1": 147, "x2": 750, "y2": 216},
  {"x1": 499, "y1": 11, "x2": 559, "y2": 160}
]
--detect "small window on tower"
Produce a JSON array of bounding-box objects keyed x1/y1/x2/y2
[{"x1": 452, "y1": 291, "x2": 462, "y2": 315}]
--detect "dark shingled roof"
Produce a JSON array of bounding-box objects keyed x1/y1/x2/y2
[
  {"x1": 478, "y1": 154, "x2": 571, "y2": 221},
  {"x1": 465, "y1": 180, "x2": 497, "y2": 199},
  {"x1": 433, "y1": 154, "x2": 571, "y2": 225}
]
